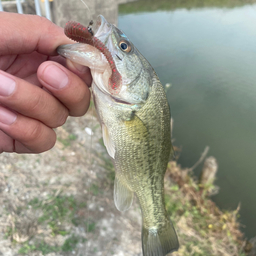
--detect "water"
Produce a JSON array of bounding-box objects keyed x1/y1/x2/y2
[{"x1": 119, "y1": 4, "x2": 256, "y2": 238}]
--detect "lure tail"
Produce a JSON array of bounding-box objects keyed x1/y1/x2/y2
[{"x1": 142, "y1": 220, "x2": 179, "y2": 256}]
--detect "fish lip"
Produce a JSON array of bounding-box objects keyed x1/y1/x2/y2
[
  {"x1": 94, "y1": 15, "x2": 112, "y2": 39},
  {"x1": 94, "y1": 15, "x2": 106, "y2": 33}
]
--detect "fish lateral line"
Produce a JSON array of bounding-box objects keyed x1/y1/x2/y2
[{"x1": 64, "y1": 20, "x2": 122, "y2": 95}]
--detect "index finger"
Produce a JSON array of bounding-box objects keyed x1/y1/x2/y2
[{"x1": 0, "y1": 12, "x2": 73, "y2": 56}]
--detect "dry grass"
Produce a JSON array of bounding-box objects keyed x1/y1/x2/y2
[{"x1": 164, "y1": 160, "x2": 246, "y2": 256}]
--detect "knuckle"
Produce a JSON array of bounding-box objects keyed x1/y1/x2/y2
[
  {"x1": 21, "y1": 123, "x2": 56, "y2": 153},
  {"x1": 52, "y1": 108, "x2": 69, "y2": 128},
  {"x1": 70, "y1": 105, "x2": 88, "y2": 117},
  {"x1": 34, "y1": 132, "x2": 56, "y2": 153},
  {"x1": 69, "y1": 86, "x2": 86, "y2": 107},
  {"x1": 74, "y1": 91, "x2": 85, "y2": 105},
  {"x1": 45, "y1": 133, "x2": 56, "y2": 151},
  {"x1": 35, "y1": 15, "x2": 52, "y2": 29},
  {"x1": 30, "y1": 92, "x2": 45, "y2": 113},
  {"x1": 23, "y1": 122, "x2": 44, "y2": 143},
  {"x1": 68, "y1": 90, "x2": 90, "y2": 117}
]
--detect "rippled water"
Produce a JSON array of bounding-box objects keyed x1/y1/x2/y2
[{"x1": 119, "y1": 4, "x2": 256, "y2": 238}]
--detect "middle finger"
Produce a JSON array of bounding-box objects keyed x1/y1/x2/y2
[{"x1": 0, "y1": 70, "x2": 68, "y2": 128}]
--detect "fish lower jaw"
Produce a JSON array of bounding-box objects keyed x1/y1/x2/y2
[{"x1": 110, "y1": 94, "x2": 133, "y2": 105}]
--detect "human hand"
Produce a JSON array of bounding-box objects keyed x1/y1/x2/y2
[{"x1": 0, "y1": 13, "x2": 92, "y2": 154}]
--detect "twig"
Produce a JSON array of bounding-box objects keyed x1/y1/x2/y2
[
  {"x1": 42, "y1": 188, "x2": 62, "y2": 205},
  {"x1": 187, "y1": 146, "x2": 210, "y2": 172}
]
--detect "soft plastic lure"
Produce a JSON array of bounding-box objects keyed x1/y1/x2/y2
[{"x1": 64, "y1": 21, "x2": 122, "y2": 94}]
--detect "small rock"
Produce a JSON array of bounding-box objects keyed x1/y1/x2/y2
[{"x1": 85, "y1": 127, "x2": 93, "y2": 135}]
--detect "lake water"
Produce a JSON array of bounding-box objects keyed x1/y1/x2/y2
[{"x1": 119, "y1": 4, "x2": 256, "y2": 238}]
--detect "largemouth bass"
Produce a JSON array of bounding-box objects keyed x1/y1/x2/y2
[{"x1": 57, "y1": 15, "x2": 179, "y2": 256}]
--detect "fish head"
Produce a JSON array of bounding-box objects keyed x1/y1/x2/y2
[{"x1": 58, "y1": 15, "x2": 154, "y2": 105}]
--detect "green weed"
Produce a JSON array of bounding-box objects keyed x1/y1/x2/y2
[
  {"x1": 58, "y1": 138, "x2": 70, "y2": 147},
  {"x1": 90, "y1": 184, "x2": 101, "y2": 196},
  {"x1": 4, "y1": 226, "x2": 14, "y2": 239},
  {"x1": 18, "y1": 241, "x2": 61, "y2": 255},
  {"x1": 29, "y1": 195, "x2": 79, "y2": 236},
  {"x1": 62, "y1": 234, "x2": 81, "y2": 252},
  {"x1": 18, "y1": 236, "x2": 83, "y2": 255},
  {"x1": 69, "y1": 134, "x2": 77, "y2": 140},
  {"x1": 84, "y1": 220, "x2": 96, "y2": 232},
  {"x1": 17, "y1": 194, "x2": 88, "y2": 255}
]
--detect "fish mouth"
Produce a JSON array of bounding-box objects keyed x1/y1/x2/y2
[
  {"x1": 93, "y1": 16, "x2": 135, "y2": 105},
  {"x1": 94, "y1": 15, "x2": 112, "y2": 44},
  {"x1": 58, "y1": 16, "x2": 136, "y2": 105}
]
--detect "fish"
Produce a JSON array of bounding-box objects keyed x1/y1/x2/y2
[{"x1": 57, "y1": 15, "x2": 179, "y2": 256}]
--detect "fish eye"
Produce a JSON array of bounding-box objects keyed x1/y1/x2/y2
[{"x1": 118, "y1": 40, "x2": 132, "y2": 53}]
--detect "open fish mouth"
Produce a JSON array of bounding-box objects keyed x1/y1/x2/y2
[
  {"x1": 57, "y1": 15, "x2": 142, "y2": 105},
  {"x1": 57, "y1": 15, "x2": 113, "y2": 72},
  {"x1": 58, "y1": 15, "x2": 124, "y2": 95},
  {"x1": 94, "y1": 15, "x2": 112, "y2": 42}
]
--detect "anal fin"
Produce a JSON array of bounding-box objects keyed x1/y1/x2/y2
[{"x1": 114, "y1": 176, "x2": 133, "y2": 212}]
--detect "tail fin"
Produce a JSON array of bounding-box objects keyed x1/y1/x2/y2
[{"x1": 142, "y1": 221, "x2": 179, "y2": 256}]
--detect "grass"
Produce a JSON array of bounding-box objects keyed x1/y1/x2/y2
[
  {"x1": 4, "y1": 226, "x2": 15, "y2": 239},
  {"x1": 90, "y1": 183, "x2": 101, "y2": 196},
  {"x1": 18, "y1": 235, "x2": 84, "y2": 255},
  {"x1": 19, "y1": 241, "x2": 61, "y2": 255},
  {"x1": 85, "y1": 220, "x2": 96, "y2": 233},
  {"x1": 28, "y1": 194, "x2": 81, "y2": 236},
  {"x1": 164, "y1": 161, "x2": 246, "y2": 256},
  {"x1": 57, "y1": 133, "x2": 77, "y2": 147},
  {"x1": 61, "y1": 235, "x2": 83, "y2": 252},
  {"x1": 13, "y1": 193, "x2": 90, "y2": 255}
]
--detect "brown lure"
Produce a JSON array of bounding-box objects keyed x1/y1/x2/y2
[{"x1": 64, "y1": 21, "x2": 122, "y2": 94}]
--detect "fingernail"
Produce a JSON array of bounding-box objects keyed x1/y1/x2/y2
[
  {"x1": 0, "y1": 106, "x2": 17, "y2": 125},
  {"x1": 42, "y1": 65, "x2": 69, "y2": 89},
  {"x1": 0, "y1": 72, "x2": 16, "y2": 96}
]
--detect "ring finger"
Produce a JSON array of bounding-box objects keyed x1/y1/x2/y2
[{"x1": 0, "y1": 105, "x2": 56, "y2": 153}]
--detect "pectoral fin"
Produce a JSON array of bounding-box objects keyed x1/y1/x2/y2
[
  {"x1": 114, "y1": 176, "x2": 133, "y2": 212},
  {"x1": 102, "y1": 124, "x2": 115, "y2": 159},
  {"x1": 124, "y1": 114, "x2": 148, "y2": 141}
]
